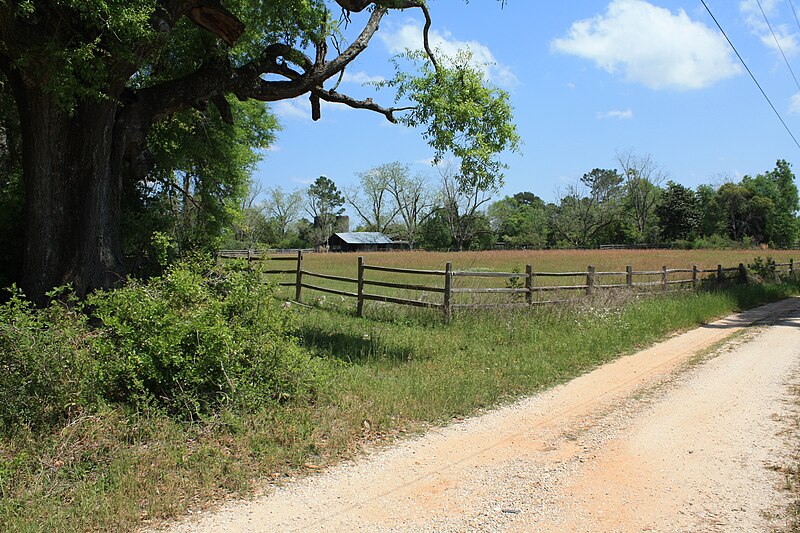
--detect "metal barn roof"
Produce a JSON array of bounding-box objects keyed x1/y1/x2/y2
[{"x1": 332, "y1": 232, "x2": 394, "y2": 245}]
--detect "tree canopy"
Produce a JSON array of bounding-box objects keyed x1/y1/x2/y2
[{"x1": 0, "y1": 0, "x2": 518, "y2": 302}]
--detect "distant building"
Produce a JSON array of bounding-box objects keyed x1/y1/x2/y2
[{"x1": 327, "y1": 232, "x2": 408, "y2": 252}]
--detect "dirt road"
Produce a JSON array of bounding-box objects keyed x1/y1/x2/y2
[{"x1": 164, "y1": 297, "x2": 800, "y2": 532}]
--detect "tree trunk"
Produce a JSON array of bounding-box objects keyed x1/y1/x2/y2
[{"x1": 15, "y1": 83, "x2": 125, "y2": 303}]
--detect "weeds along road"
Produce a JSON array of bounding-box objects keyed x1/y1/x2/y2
[{"x1": 163, "y1": 297, "x2": 800, "y2": 532}]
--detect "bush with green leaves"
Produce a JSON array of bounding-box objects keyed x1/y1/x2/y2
[
  {"x1": 747, "y1": 256, "x2": 782, "y2": 284},
  {"x1": 88, "y1": 258, "x2": 326, "y2": 419},
  {"x1": 0, "y1": 288, "x2": 100, "y2": 433}
]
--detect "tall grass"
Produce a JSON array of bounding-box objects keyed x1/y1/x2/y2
[
  {"x1": 262, "y1": 249, "x2": 799, "y2": 309},
  {"x1": 2, "y1": 276, "x2": 799, "y2": 531}
]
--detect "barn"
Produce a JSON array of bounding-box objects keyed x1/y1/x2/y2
[{"x1": 328, "y1": 232, "x2": 401, "y2": 252}]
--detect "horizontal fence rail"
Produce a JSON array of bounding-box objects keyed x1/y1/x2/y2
[{"x1": 218, "y1": 250, "x2": 796, "y2": 320}]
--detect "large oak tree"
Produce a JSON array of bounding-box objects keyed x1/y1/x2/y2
[{"x1": 0, "y1": 0, "x2": 517, "y2": 302}]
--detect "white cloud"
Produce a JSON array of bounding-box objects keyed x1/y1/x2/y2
[
  {"x1": 740, "y1": 0, "x2": 800, "y2": 57},
  {"x1": 379, "y1": 21, "x2": 518, "y2": 88},
  {"x1": 790, "y1": 92, "x2": 800, "y2": 114},
  {"x1": 273, "y1": 99, "x2": 312, "y2": 122},
  {"x1": 272, "y1": 96, "x2": 351, "y2": 123},
  {"x1": 342, "y1": 70, "x2": 385, "y2": 85},
  {"x1": 597, "y1": 109, "x2": 633, "y2": 119},
  {"x1": 551, "y1": 0, "x2": 741, "y2": 90}
]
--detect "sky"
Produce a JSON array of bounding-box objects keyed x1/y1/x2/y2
[{"x1": 254, "y1": 0, "x2": 800, "y2": 213}]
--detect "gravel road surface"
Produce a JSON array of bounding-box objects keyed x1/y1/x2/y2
[{"x1": 160, "y1": 297, "x2": 800, "y2": 532}]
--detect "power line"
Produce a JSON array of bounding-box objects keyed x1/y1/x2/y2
[
  {"x1": 700, "y1": 0, "x2": 800, "y2": 152},
  {"x1": 789, "y1": 0, "x2": 800, "y2": 37},
  {"x1": 755, "y1": 0, "x2": 800, "y2": 92}
]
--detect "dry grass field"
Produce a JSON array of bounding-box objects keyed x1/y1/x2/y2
[
  {"x1": 298, "y1": 248, "x2": 798, "y2": 273},
  {"x1": 258, "y1": 249, "x2": 799, "y2": 311}
]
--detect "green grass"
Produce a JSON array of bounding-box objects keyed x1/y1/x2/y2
[{"x1": 2, "y1": 279, "x2": 800, "y2": 531}]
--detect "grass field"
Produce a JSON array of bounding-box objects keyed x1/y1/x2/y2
[
  {"x1": 257, "y1": 248, "x2": 800, "y2": 312},
  {"x1": 5, "y1": 250, "x2": 800, "y2": 532}
]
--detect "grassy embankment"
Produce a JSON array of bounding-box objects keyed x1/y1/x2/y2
[{"x1": 1, "y1": 250, "x2": 798, "y2": 532}]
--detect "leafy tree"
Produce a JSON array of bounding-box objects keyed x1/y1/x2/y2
[
  {"x1": 264, "y1": 186, "x2": 304, "y2": 240},
  {"x1": 346, "y1": 163, "x2": 403, "y2": 233},
  {"x1": 144, "y1": 99, "x2": 278, "y2": 251},
  {"x1": 0, "y1": 0, "x2": 516, "y2": 302},
  {"x1": 437, "y1": 161, "x2": 497, "y2": 251},
  {"x1": 418, "y1": 210, "x2": 453, "y2": 250},
  {"x1": 617, "y1": 150, "x2": 665, "y2": 243},
  {"x1": 655, "y1": 181, "x2": 700, "y2": 242},
  {"x1": 714, "y1": 182, "x2": 772, "y2": 242},
  {"x1": 385, "y1": 167, "x2": 435, "y2": 249},
  {"x1": 550, "y1": 169, "x2": 623, "y2": 247},
  {"x1": 378, "y1": 49, "x2": 520, "y2": 191},
  {"x1": 305, "y1": 176, "x2": 345, "y2": 247},
  {"x1": 488, "y1": 193, "x2": 548, "y2": 247},
  {"x1": 696, "y1": 184, "x2": 720, "y2": 238},
  {"x1": 742, "y1": 160, "x2": 799, "y2": 246}
]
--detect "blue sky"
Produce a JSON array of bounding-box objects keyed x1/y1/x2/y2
[{"x1": 255, "y1": 0, "x2": 800, "y2": 209}]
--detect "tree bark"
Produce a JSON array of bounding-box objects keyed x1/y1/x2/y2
[{"x1": 13, "y1": 79, "x2": 126, "y2": 303}]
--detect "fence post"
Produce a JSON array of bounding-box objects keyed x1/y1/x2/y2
[
  {"x1": 525, "y1": 264, "x2": 533, "y2": 306},
  {"x1": 661, "y1": 265, "x2": 668, "y2": 291},
  {"x1": 791, "y1": 258, "x2": 795, "y2": 275},
  {"x1": 692, "y1": 265, "x2": 699, "y2": 290},
  {"x1": 357, "y1": 256, "x2": 365, "y2": 317},
  {"x1": 247, "y1": 248, "x2": 253, "y2": 269},
  {"x1": 626, "y1": 265, "x2": 633, "y2": 287},
  {"x1": 444, "y1": 262, "x2": 453, "y2": 321},
  {"x1": 586, "y1": 266, "x2": 596, "y2": 295},
  {"x1": 717, "y1": 264, "x2": 724, "y2": 285},
  {"x1": 294, "y1": 250, "x2": 304, "y2": 303},
  {"x1": 738, "y1": 263, "x2": 747, "y2": 284}
]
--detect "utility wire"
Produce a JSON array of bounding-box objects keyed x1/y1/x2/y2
[
  {"x1": 789, "y1": 0, "x2": 800, "y2": 37},
  {"x1": 756, "y1": 0, "x2": 800, "y2": 92},
  {"x1": 700, "y1": 0, "x2": 800, "y2": 151}
]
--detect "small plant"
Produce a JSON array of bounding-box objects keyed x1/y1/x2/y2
[
  {"x1": 748, "y1": 256, "x2": 781, "y2": 284},
  {"x1": 506, "y1": 264, "x2": 525, "y2": 301}
]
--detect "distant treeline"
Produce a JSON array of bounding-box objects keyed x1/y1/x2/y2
[{"x1": 227, "y1": 157, "x2": 800, "y2": 254}]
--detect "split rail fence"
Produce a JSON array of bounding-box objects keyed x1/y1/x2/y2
[{"x1": 217, "y1": 250, "x2": 797, "y2": 320}]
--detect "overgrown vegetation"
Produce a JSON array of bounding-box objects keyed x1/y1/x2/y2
[{"x1": 1, "y1": 255, "x2": 798, "y2": 531}]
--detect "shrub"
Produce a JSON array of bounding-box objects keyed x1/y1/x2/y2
[
  {"x1": 88, "y1": 258, "x2": 327, "y2": 419},
  {"x1": 0, "y1": 287, "x2": 100, "y2": 433},
  {"x1": 747, "y1": 256, "x2": 781, "y2": 284}
]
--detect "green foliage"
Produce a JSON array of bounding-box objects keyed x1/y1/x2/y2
[
  {"x1": 123, "y1": 98, "x2": 280, "y2": 275},
  {"x1": 306, "y1": 176, "x2": 345, "y2": 246},
  {"x1": 656, "y1": 181, "x2": 700, "y2": 241},
  {"x1": 379, "y1": 50, "x2": 520, "y2": 190},
  {"x1": 550, "y1": 169, "x2": 623, "y2": 247},
  {"x1": 0, "y1": 287, "x2": 100, "y2": 433},
  {"x1": 488, "y1": 193, "x2": 548, "y2": 247},
  {"x1": 88, "y1": 258, "x2": 326, "y2": 418},
  {"x1": 747, "y1": 256, "x2": 782, "y2": 284},
  {"x1": 14, "y1": 0, "x2": 158, "y2": 110}
]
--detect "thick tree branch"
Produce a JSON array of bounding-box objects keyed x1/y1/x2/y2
[{"x1": 312, "y1": 88, "x2": 399, "y2": 123}]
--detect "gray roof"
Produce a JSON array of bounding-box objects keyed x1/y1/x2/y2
[{"x1": 332, "y1": 232, "x2": 394, "y2": 245}]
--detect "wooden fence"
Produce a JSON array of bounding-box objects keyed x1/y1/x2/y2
[{"x1": 217, "y1": 251, "x2": 796, "y2": 320}]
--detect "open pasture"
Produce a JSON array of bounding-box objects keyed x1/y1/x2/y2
[{"x1": 252, "y1": 248, "x2": 799, "y2": 313}]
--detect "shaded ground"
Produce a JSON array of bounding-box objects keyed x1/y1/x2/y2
[{"x1": 159, "y1": 297, "x2": 800, "y2": 532}]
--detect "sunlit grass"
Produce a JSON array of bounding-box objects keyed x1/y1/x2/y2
[{"x1": 3, "y1": 274, "x2": 799, "y2": 532}]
